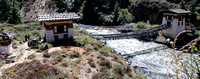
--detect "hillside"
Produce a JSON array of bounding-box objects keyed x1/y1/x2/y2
[
  {"x1": 0, "y1": 21, "x2": 145, "y2": 79},
  {"x1": 19, "y1": 0, "x2": 57, "y2": 20}
]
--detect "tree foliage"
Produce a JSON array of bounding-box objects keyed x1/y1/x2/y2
[
  {"x1": 0, "y1": 0, "x2": 22, "y2": 24},
  {"x1": 81, "y1": 0, "x2": 100, "y2": 25},
  {"x1": 117, "y1": 9, "x2": 133, "y2": 25},
  {"x1": 180, "y1": 0, "x2": 187, "y2": 10},
  {"x1": 112, "y1": 2, "x2": 121, "y2": 25}
]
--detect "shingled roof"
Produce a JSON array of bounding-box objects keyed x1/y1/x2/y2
[
  {"x1": 38, "y1": 13, "x2": 80, "y2": 22},
  {"x1": 167, "y1": 9, "x2": 190, "y2": 14}
]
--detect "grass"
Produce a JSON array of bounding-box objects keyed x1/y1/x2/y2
[
  {"x1": 70, "y1": 50, "x2": 80, "y2": 58},
  {"x1": 40, "y1": 75, "x2": 59, "y2": 79},
  {"x1": 114, "y1": 64, "x2": 124, "y2": 75}
]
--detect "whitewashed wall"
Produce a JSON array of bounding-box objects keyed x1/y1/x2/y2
[
  {"x1": 44, "y1": 28, "x2": 55, "y2": 42},
  {"x1": 162, "y1": 14, "x2": 186, "y2": 38},
  {"x1": 68, "y1": 28, "x2": 73, "y2": 38},
  {"x1": 0, "y1": 43, "x2": 12, "y2": 54}
]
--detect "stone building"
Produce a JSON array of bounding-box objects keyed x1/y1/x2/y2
[
  {"x1": 38, "y1": 13, "x2": 80, "y2": 42},
  {"x1": 0, "y1": 30, "x2": 12, "y2": 54},
  {"x1": 161, "y1": 9, "x2": 190, "y2": 38}
]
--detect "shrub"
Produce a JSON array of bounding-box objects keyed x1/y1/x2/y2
[
  {"x1": 41, "y1": 75, "x2": 59, "y2": 79},
  {"x1": 27, "y1": 54, "x2": 35, "y2": 59},
  {"x1": 85, "y1": 44, "x2": 94, "y2": 52},
  {"x1": 39, "y1": 43, "x2": 53, "y2": 51},
  {"x1": 61, "y1": 62, "x2": 69, "y2": 67},
  {"x1": 93, "y1": 44, "x2": 100, "y2": 51},
  {"x1": 101, "y1": 68, "x2": 119, "y2": 79},
  {"x1": 114, "y1": 64, "x2": 124, "y2": 75},
  {"x1": 100, "y1": 59, "x2": 112, "y2": 68},
  {"x1": 74, "y1": 36, "x2": 92, "y2": 46},
  {"x1": 99, "y1": 46, "x2": 113, "y2": 56},
  {"x1": 88, "y1": 58, "x2": 96, "y2": 68},
  {"x1": 71, "y1": 59, "x2": 80, "y2": 66},
  {"x1": 70, "y1": 50, "x2": 80, "y2": 58},
  {"x1": 136, "y1": 22, "x2": 148, "y2": 29},
  {"x1": 80, "y1": 29, "x2": 89, "y2": 35}
]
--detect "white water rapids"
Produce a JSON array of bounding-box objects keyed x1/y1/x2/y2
[{"x1": 84, "y1": 26, "x2": 198, "y2": 79}]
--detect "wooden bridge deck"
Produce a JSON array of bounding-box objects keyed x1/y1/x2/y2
[
  {"x1": 75, "y1": 24, "x2": 134, "y2": 31},
  {"x1": 88, "y1": 24, "x2": 170, "y2": 40}
]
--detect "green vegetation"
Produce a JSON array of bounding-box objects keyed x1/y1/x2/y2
[
  {"x1": 118, "y1": 9, "x2": 133, "y2": 25},
  {"x1": 0, "y1": 0, "x2": 22, "y2": 24},
  {"x1": 41, "y1": 75, "x2": 59, "y2": 79},
  {"x1": 70, "y1": 50, "x2": 80, "y2": 58},
  {"x1": 136, "y1": 22, "x2": 148, "y2": 29},
  {"x1": 39, "y1": 43, "x2": 53, "y2": 51}
]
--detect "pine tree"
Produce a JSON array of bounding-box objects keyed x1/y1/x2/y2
[
  {"x1": 82, "y1": 0, "x2": 100, "y2": 25},
  {"x1": 188, "y1": 1, "x2": 198, "y2": 25},
  {"x1": 0, "y1": 0, "x2": 12, "y2": 22},
  {"x1": 112, "y1": 2, "x2": 120, "y2": 25},
  {"x1": 180, "y1": 0, "x2": 187, "y2": 10},
  {"x1": 55, "y1": 0, "x2": 66, "y2": 13}
]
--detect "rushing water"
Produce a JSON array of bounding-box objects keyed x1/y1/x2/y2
[{"x1": 84, "y1": 27, "x2": 198, "y2": 79}]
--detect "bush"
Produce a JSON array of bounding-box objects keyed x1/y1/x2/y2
[
  {"x1": 101, "y1": 69, "x2": 119, "y2": 79},
  {"x1": 80, "y1": 29, "x2": 89, "y2": 35},
  {"x1": 74, "y1": 36, "x2": 92, "y2": 46},
  {"x1": 41, "y1": 75, "x2": 58, "y2": 79},
  {"x1": 39, "y1": 43, "x2": 53, "y2": 51},
  {"x1": 99, "y1": 46, "x2": 113, "y2": 56},
  {"x1": 70, "y1": 50, "x2": 80, "y2": 58},
  {"x1": 136, "y1": 22, "x2": 148, "y2": 29},
  {"x1": 51, "y1": 49, "x2": 67, "y2": 57},
  {"x1": 114, "y1": 64, "x2": 124, "y2": 75},
  {"x1": 85, "y1": 44, "x2": 94, "y2": 52},
  {"x1": 88, "y1": 58, "x2": 96, "y2": 68},
  {"x1": 100, "y1": 59, "x2": 112, "y2": 68}
]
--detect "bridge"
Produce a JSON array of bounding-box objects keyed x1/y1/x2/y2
[
  {"x1": 75, "y1": 24, "x2": 170, "y2": 40},
  {"x1": 74, "y1": 24, "x2": 134, "y2": 31},
  {"x1": 89, "y1": 24, "x2": 170, "y2": 40}
]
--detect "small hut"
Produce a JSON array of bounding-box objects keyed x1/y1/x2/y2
[
  {"x1": 161, "y1": 9, "x2": 190, "y2": 38},
  {"x1": 0, "y1": 29, "x2": 12, "y2": 54},
  {"x1": 38, "y1": 13, "x2": 80, "y2": 42}
]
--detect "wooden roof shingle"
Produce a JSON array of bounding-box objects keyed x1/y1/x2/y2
[{"x1": 38, "y1": 12, "x2": 80, "y2": 22}]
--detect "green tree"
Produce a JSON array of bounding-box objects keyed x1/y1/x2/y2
[
  {"x1": 117, "y1": 9, "x2": 133, "y2": 25},
  {"x1": 8, "y1": 0, "x2": 22, "y2": 24},
  {"x1": 188, "y1": 1, "x2": 198, "y2": 25},
  {"x1": 112, "y1": 2, "x2": 120, "y2": 25},
  {"x1": 82, "y1": 0, "x2": 100, "y2": 25},
  {"x1": 0, "y1": 0, "x2": 21, "y2": 24},
  {"x1": 180, "y1": 0, "x2": 187, "y2": 10},
  {"x1": 54, "y1": 0, "x2": 66, "y2": 13}
]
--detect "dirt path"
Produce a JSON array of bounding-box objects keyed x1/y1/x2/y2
[
  {"x1": 70, "y1": 52, "x2": 98, "y2": 79},
  {"x1": 0, "y1": 42, "x2": 35, "y2": 76}
]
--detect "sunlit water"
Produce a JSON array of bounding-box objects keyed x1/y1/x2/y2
[{"x1": 84, "y1": 28, "x2": 197, "y2": 79}]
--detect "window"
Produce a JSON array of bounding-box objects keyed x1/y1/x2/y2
[
  {"x1": 178, "y1": 22, "x2": 180, "y2": 26},
  {"x1": 56, "y1": 25, "x2": 64, "y2": 33},
  {"x1": 64, "y1": 25, "x2": 68, "y2": 33},
  {"x1": 54, "y1": 26, "x2": 57, "y2": 33},
  {"x1": 178, "y1": 16, "x2": 183, "y2": 21},
  {"x1": 167, "y1": 15, "x2": 173, "y2": 20}
]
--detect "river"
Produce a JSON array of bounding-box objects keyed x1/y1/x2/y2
[{"x1": 80, "y1": 24, "x2": 198, "y2": 79}]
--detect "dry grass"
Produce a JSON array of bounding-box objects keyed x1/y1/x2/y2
[{"x1": 2, "y1": 60, "x2": 66, "y2": 79}]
